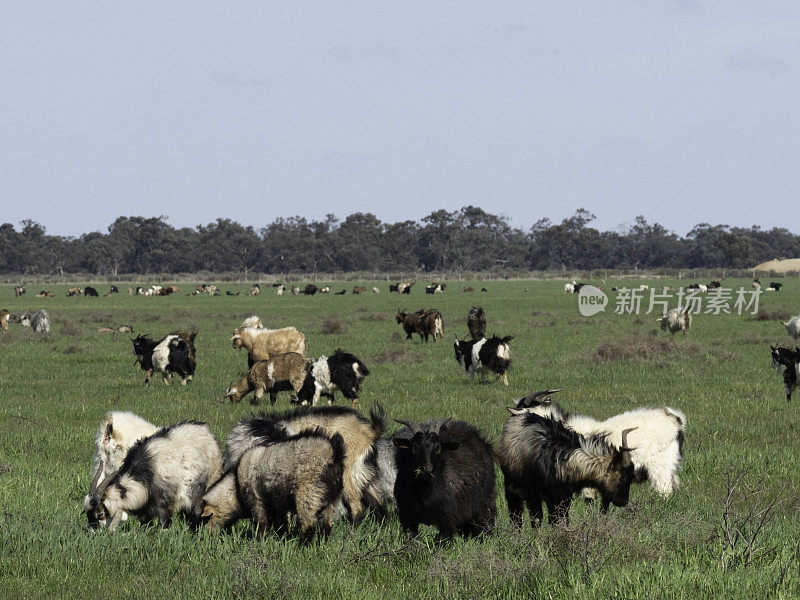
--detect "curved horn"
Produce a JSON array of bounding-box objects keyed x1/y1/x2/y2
[
  {"x1": 518, "y1": 388, "x2": 565, "y2": 408},
  {"x1": 94, "y1": 468, "x2": 120, "y2": 499},
  {"x1": 430, "y1": 417, "x2": 452, "y2": 435},
  {"x1": 394, "y1": 418, "x2": 421, "y2": 434},
  {"x1": 620, "y1": 427, "x2": 638, "y2": 451},
  {"x1": 89, "y1": 461, "x2": 104, "y2": 495}
]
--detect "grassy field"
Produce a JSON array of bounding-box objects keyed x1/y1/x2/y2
[{"x1": 1, "y1": 279, "x2": 799, "y2": 599}]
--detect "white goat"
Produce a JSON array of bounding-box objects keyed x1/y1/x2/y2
[
  {"x1": 781, "y1": 316, "x2": 800, "y2": 341},
  {"x1": 658, "y1": 307, "x2": 692, "y2": 335}
]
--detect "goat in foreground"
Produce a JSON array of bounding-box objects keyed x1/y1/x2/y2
[
  {"x1": 771, "y1": 346, "x2": 800, "y2": 402},
  {"x1": 453, "y1": 335, "x2": 514, "y2": 385},
  {"x1": 223, "y1": 352, "x2": 308, "y2": 405}
]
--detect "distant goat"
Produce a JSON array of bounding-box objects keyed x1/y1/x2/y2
[
  {"x1": 231, "y1": 325, "x2": 307, "y2": 368},
  {"x1": 84, "y1": 421, "x2": 222, "y2": 531},
  {"x1": 453, "y1": 335, "x2": 514, "y2": 385},
  {"x1": 771, "y1": 346, "x2": 800, "y2": 402},
  {"x1": 303, "y1": 284, "x2": 318, "y2": 295},
  {"x1": 1, "y1": 309, "x2": 10, "y2": 332},
  {"x1": 658, "y1": 307, "x2": 692, "y2": 335},
  {"x1": 300, "y1": 350, "x2": 370, "y2": 409},
  {"x1": 67, "y1": 287, "x2": 83, "y2": 297},
  {"x1": 352, "y1": 286, "x2": 367, "y2": 294},
  {"x1": 250, "y1": 284, "x2": 260, "y2": 296},
  {"x1": 223, "y1": 352, "x2": 308, "y2": 405},
  {"x1": 19, "y1": 309, "x2": 50, "y2": 332},
  {"x1": 392, "y1": 418, "x2": 496, "y2": 539},
  {"x1": 372, "y1": 287, "x2": 380, "y2": 294},
  {"x1": 131, "y1": 331, "x2": 197, "y2": 385},
  {"x1": 276, "y1": 284, "x2": 285, "y2": 296},
  {"x1": 319, "y1": 286, "x2": 331, "y2": 294},
  {"x1": 83, "y1": 286, "x2": 99, "y2": 297},
  {"x1": 14, "y1": 286, "x2": 25, "y2": 297},
  {"x1": 467, "y1": 306, "x2": 486, "y2": 340},
  {"x1": 770, "y1": 282, "x2": 782, "y2": 291},
  {"x1": 290, "y1": 285, "x2": 300, "y2": 295}
]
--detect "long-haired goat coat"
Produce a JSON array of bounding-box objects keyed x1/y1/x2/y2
[
  {"x1": 658, "y1": 307, "x2": 692, "y2": 335},
  {"x1": 222, "y1": 406, "x2": 387, "y2": 523},
  {"x1": 224, "y1": 352, "x2": 308, "y2": 405},
  {"x1": 202, "y1": 430, "x2": 345, "y2": 543},
  {"x1": 453, "y1": 335, "x2": 514, "y2": 385},
  {"x1": 515, "y1": 390, "x2": 686, "y2": 498},
  {"x1": 392, "y1": 419, "x2": 496, "y2": 539},
  {"x1": 496, "y1": 411, "x2": 636, "y2": 526},
  {"x1": 230, "y1": 325, "x2": 307, "y2": 368},
  {"x1": 299, "y1": 350, "x2": 370, "y2": 409},
  {"x1": 84, "y1": 421, "x2": 222, "y2": 531}
]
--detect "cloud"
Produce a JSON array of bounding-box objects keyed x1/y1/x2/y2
[{"x1": 726, "y1": 51, "x2": 790, "y2": 75}]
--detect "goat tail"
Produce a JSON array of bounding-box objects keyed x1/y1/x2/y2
[
  {"x1": 501, "y1": 335, "x2": 516, "y2": 344},
  {"x1": 329, "y1": 433, "x2": 346, "y2": 468},
  {"x1": 369, "y1": 404, "x2": 388, "y2": 437}
]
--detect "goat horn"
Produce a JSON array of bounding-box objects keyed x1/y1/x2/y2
[
  {"x1": 429, "y1": 417, "x2": 452, "y2": 435},
  {"x1": 620, "y1": 427, "x2": 638, "y2": 451},
  {"x1": 93, "y1": 468, "x2": 120, "y2": 499},
  {"x1": 89, "y1": 461, "x2": 105, "y2": 495},
  {"x1": 394, "y1": 418, "x2": 421, "y2": 434},
  {"x1": 519, "y1": 388, "x2": 565, "y2": 407}
]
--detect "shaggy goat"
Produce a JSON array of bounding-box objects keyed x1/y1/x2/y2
[
  {"x1": 14, "y1": 286, "x2": 25, "y2": 297},
  {"x1": 250, "y1": 284, "x2": 260, "y2": 296},
  {"x1": 0, "y1": 309, "x2": 10, "y2": 332},
  {"x1": 131, "y1": 331, "x2": 197, "y2": 385},
  {"x1": 201, "y1": 430, "x2": 345, "y2": 543},
  {"x1": 299, "y1": 350, "x2": 370, "y2": 409},
  {"x1": 453, "y1": 335, "x2": 514, "y2": 385},
  {"x1": 276, "y1": 284, "x2": 285, "y2": 296},
  {"x1": 231, "y1": 325, "x2": 307, "y2": 368},
  {"x1": 514, "y1": 389, "x2": 686, "y2": 499},
  {"x1": 84, "y1": 421, "x2": 222, "y2": 531},
  {"x1": 20, "y1": 309, "x2": 50, "y2": 332},
  {"x1": 67, "y1": 287, "x2": 83, "y2": 297},
  {"x1": 496, "y1": 409, "x2": 636, "y2": 526},
  {"x1": 467, "y1": 306, "x2": 486, "y2": 340},
  {"x1": 564, "y1": 281, "x2": 576, "y2": 294},
  {"x1": 352, "y1": 286, "x2": 367, "y2": 294},
  {"x1": 82, "y1": 412, "x2": 159, "y2": 521},
  {"x1": 240, "y1": 315, "x2": 264, "y2": 329},
  {"x1": 658, "y1": 307, "x2": 692, "y2": 335},
  {"x1": 83, "y1": 286, "x2": 99, "y2": 297},
  {"x1": 223, "y1": 406, "x2": 387, "y2": 522},
  {"x1": 771, "y1": 346, "x2": 800, "y2": 402},
  {"x1": 780, "y1": 316, "x2": 800, "y2": 341},
  {"x1": 421, "y1": 309, "x2": 444, "y2": 343},
  {"x1": 392, "y1": 418, "x2": 496, "y2": 539},
  {"x1": 224, "y1": 352, "x2": 308, "y2": 405},
  {"x1": 290, "y1": 285, "x2": 300, "y2": 295}
]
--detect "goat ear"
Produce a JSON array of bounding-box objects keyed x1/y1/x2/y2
[
  {"x1": 393, "y1": 437, "x2": 412, "y2": 449},
  {"x1": 442, "y1": 441, "x2": 460, "y2": 451}
]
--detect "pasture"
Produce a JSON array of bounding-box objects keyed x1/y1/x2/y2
[{"x1": 1, "y1": 279, "x2": 798, "y2": 599}]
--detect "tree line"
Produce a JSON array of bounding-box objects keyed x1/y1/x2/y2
[{"x1": 0, "y1": 207, "x2": 797, "y2": 275}]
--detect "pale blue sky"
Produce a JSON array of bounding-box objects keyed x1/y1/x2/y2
[{"x1": 2, "y1": 2, "x2": 797, "y2": 237}]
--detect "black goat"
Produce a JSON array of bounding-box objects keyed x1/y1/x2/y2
[
  {"x1": 131, "y1": 331, "x2": 197, "y2": 385},
  {"x1": 467, "y1": 307, "x2": 486, "y2": 340},
  {"x1": 392, "y1": 418, "x2": 496, "y2": 539},
  {"x1": 771, "y1": 345, "x2": 799, "y2": 402},
  {"x1": 84, "y1": 286, "x2": 99, "y2": 297},
  {"x1": 770, "y1": 282, "x2": 783, "y2": 291},
  {"x1": 496, "y1": 411, "x2": 636, "y2": 526},
  {"x1": 303, "y1": 284, "x2": 318, "y2": 295},
  {"x1": 453, "y1": 335, "x2": 514, "y2": 385}
]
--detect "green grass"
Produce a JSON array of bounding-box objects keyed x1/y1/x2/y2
[{"x1": 1, "y1": 279, "x2": 799, "y2": 599}]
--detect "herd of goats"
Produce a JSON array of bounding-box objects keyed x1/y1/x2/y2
[{"x1": 3, "y1": 279, "x2": 800, "y2": 543}]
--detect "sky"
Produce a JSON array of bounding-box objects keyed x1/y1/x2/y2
[{"x1": 1, "y1": 2, "x2": 798, "y2": 238}]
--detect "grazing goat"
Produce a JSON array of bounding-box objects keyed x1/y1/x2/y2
[
  {"x1": 98, "y1": 324, "x2": 134, "y2": 334},
  {"x1": 240, "y1": 315, "x2": 264, "y2": 329},
  {"x1": 84, "y1": 421, "x2": 222, "y2": 531},
  {"x1": 303, "y1": 284, "x2": 318, "y2": 295},
  {"x1": 780, "y1": 316, "x2": 800, "y2": 341},
  {"x1": 496, "y1": 409, "x2": 636, "y2": 526},
  {"x1": 14, "y1": 286, "x2": 25, "y2": 297},
  {"x1": 250, "y1": 284, "x2": 260, "y2": 296},
  {"x1": 35, "y1": 290, "x2": 54, "y2": 298},
  {"x1": 771, "y1": 346, "x2": 800, "y2": 402},
  {"x1": 223, "y1": 406, "x2": 387, "y2": 522},
  {"x1": 319, "y1": 286, "x2": 330, "y2": 294},
  {"x1": 83, "y1": 412, "x2": 159, "y2": 522},
  {"x1": 334, "y1": 289, "x2": 346, "y2": 295},
  {"x1": 290, "y1": 285, "x2": 300, "y2": 295},
  {"x1": 425, "y1": 283, "x2": 446, "y2": 294},
  {"x1": 453, "y1": 335, "x2": 514, "y2": 385},
  {"x1": 67, "y1": 287, "x2": 83, "y2": 297},
  {"x1": 658, "y1": 307, "x2": 692, "y2": 335},
  {"x1": 708, "y1": 280, "x2": 722, "y2": 289},
  {"x1": 461, "y1": 286, "x2": 474, "y2": 293},
  {"x1": 0, "y1": 309, "x2": 10, "y2": 332},
  {"x1": 276, "y1": 284, "x2": 285, "y2": 296},
  {"x1": 224, "y1": 352, "x2": 308, "y2": 405},
  {"x1": 564, "y1": 281, "x2": 576, "y2": 294},
  {"x1": 20, "y1": 309, "x2": 50, "y2": 332},
  {"x1": 392, "y1": 418, "x2": 496, "y2": 539},
  {"x1": 300, "y1": 350, "x2": 370, "y2": 409},
  {"x1": 83, "y1": 286, "x2": 99, "y2": 297},
  {"x1": 395, "y1": 309, "x2": 424, "y2": 341},
  {"x1": 231, "y1": 325, "x2": 307, "y2": 368},
  {"x1": 395, "y1": 308, "x2": 443, "y2": 343},
  {"x1": 514, "y1": 389, "x2": 686, "y2": 499},
  {"x1": 372, "y1": 287, "x2": 380, "y2": 294},
  {"x1": 202, "y1": 431, "x2": 345, "y2": 543},
  {"x1": 770, "y1": 282, "x2": 782, "y2": 291},
  {"x1": 352, "y1": 286, "x2": 367, "y2": 294},
  {"x1": 467, "y1": 306, "x2": 486, "y2": 340},
  {"x1": 132, "y1": 332, "x2": 197, "y2": 385},
  {"x1": 752, "y1": 279, "x2": 762, "y2": 290},
  {"x1": 687, "y1": 283, "x2": 708, "y2": 292}
]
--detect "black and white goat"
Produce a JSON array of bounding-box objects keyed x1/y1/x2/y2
[
  {"x1": 392, "y1": 418, "x2": 496, "y2": 539},
  {"x1": 131, "y1": 331, "x2": 197, "y2": 385},
  {"x1": 299, "y1": 350, "x2": 370, "y2": 409},
  {"x1": 19, "y1": 309, "x2": 50, "y2": 332},
  {"x1": 453, "y1": 335, "x2": 514, "y2": 385},
  {"x1": 771, "y1": 346, "x2": 800, "y2": 403},
  {"x1": 512, "y1": 389, "x2": 686, "y2": 499},
  {"x1": 496, "y1": 407, "x2": 636, "y2": 526},
  {"x1": 84, "y1": 421, "x2": 222, "y2": 531}
]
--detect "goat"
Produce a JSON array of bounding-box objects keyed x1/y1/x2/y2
[
  {"x1": 421, "y1": 309, "x2": 444, "y2": 343},
  {"x1": 372, "y1": 287, "x2": 380, "y2": 293},
  {"x1": 240, "y1": 315, "x2": 264, "y2": 329},
  {"x1": 250, "y1": 283, "x2": 260, "y2": 296},
  {"x1": 708, "y1": 280, "x2": 722, "y2": 289},
  {"x1": 67, "y1": 287, "x2": 83, "y2": 297},
  {"x1": 770, "y1": 282, "x2": 782, "y2": 291},
  {"x1": 771, "y1": 346, "x2": 800, "y2": 402},
  {"x1": 453, "y1": 335, "x2": 514, "y2": 385},
  {"x1": 352, "y1": 286, "x2": 367, "y2": 294},
  {"x1": 395, "y1": 309, "x2": 425, "y2": 341},
  {"x1": 334, "y1": 289, "x2": 346, "y2": 295},
  {"x1": 290, "y1": 285, "x2": 300, "y2": 295},
  {"x1": 276, "y1": 284, "x2": 285, "y2": 296},
  {"x1": 223, "y1": 352, "x2": 308, "y2": 405},
  {"x1": 752, "y1": 279, "x2": 762, "y2": 290},
  {"x1": 0, "y1": 309, "x2": 10, "y2": 332},
  {"x1": 35, "y1": 290, "x2": 54, "y2": 298},
  {"x1": 131, "y1": 331, "x2": 197, "y2": 385},
  {"x1": 461, "y1": 286, "x2": 474, "y2": 293},
  {"x1": 496, "y1": 409, "x2": 636, "y2": 526},
  {"x1": 514, "y1": 389, "x2": 686, "y2": 499},
  {"x1": 82, "y1": 412, "x2": 159, "y2": 522},
  {"x1": 389, "y1": 284, "x2": 399, "y2": 293},
  {"x1": 231, "y1": 325, "x2": 307, "y2": 368},
  {"x1": 14, "y1": 286, "x2": 25, "y2": 297},
  {"x1": 300, "y1": 350, "x2": 370, "y2": 409},
  {"x1": 425, "y1": 283, "x2": 445, "y2": 294},
  {"x1": 319, "y1": 286, "x2": 331, "y2": 294},
  {"x1": 84, "y1": 421, "x2": 222, "y2": 531},
  {"x1": 564, "y1": 281, "x2": 576, "y2": 294},
  {"x1": 658, "y1": 307, "x2": 692, "y2": 335},
  {"x1": 201, "y1": 430, "x2": 345, "y2": 543},
  {"x1": 780, "y1": 316, "x2": 800, "y2": 341},
  {"x1": 222, "y1": 406, "x2": 387, "y2": 523},
  {"x1": 303, "y1": 284, "x2": 318, "y2": 295},
  {"x1": 467, "y1": 306, "x2": 486, "y2": 340},
  {"x1": 399, "y1": 281, "x2": 414, "y2": 295},
  {"x1": 19, "y1": 309, "x2": 50, "y2": 332},
  {"x1": 83, "y1": 286, "x2": 99, "y2": 297},
  {"x1": 392, "y1": 418, "x2": 496, "y2": 539}
]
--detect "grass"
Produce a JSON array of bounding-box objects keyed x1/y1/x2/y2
[{"x1": 1, "y1": 278, "x2": 799, "y2": 599}]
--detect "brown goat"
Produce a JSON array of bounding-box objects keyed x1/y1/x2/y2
[
  {"x1": 395, "y1": 309, "x2": 425, "y2": 341},
  {"x1": 224, "y1": 352, "x2": 308, "y2": 405},
  {"x1": 231, "y1": 325, "x2": 307, "y2": 368},
  {"x1": 1, "y1": 309, "x2": 10, "y2": 332},
  {"x1": 395, "y1": 308, "x2": 443, "y2": 342},
  {"x1": 14, "y1": 286, "x2": 25, "y2": 297},
  {"x1": 352, "y1": 286, "x2": 367, "y2": 294},
  {"x1": 67, "y1": 287, "x2": 83, "y2": 297}
]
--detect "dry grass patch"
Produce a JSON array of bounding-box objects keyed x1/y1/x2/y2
[
  {"x1": 748, "y1": 309, "x2": 793, "y2": 322},
  {"x1": 371, "y1": 346, "x2": 423, "y2": 365},
  {"x1": 320, "y1": 314, "x2": 347, "y2": 335}
]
